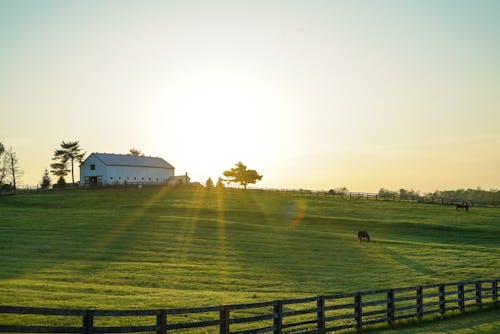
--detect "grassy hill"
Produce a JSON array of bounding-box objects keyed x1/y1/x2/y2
[{"x1": 0, "y1": 187, "x2": 499, "y2": 310}]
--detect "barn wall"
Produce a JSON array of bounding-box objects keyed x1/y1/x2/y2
[
  {"x1": 106, "y1": 166, "x2": 174, "y2": 185},
  {"x1": 80, "y1": 155, "x2": 108, "y2": 186}
]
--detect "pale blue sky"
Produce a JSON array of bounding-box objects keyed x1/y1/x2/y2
[{"x1": 1, "y1": 0, "x2": 499, "y2": 192}]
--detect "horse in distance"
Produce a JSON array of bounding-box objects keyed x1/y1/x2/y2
[
  {"x1": 358, "y1": 230, "x2": 370, "y2": 242},
  {"x1": 456, "y1": 202, "x2": 469, "y2": 212}
]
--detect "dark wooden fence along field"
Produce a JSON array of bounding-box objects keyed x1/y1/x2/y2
[
  {"x1": 279, "y1": 190, "x2": 498, "y2": 207},
  {"x1": 1, "y1": 279, "x2": 498, "y2": 333},
  {"x1": 325, "y1": 191, "x2": 500, "y2": 207}
]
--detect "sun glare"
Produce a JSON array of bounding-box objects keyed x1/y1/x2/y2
[{"x1": 146, "y1": 70, "x2": 296, "y2": 182}]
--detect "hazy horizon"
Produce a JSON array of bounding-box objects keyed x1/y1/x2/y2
[{"x1": 1, "y1": 0, "x2": 499, "y2": 193}]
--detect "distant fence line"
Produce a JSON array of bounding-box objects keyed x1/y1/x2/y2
[
  {"x1": 245, "y1": 187, "x2": 500, "y2": 208},
  {"x1": 1, "y1": 279, "x2": 498, "y2": 334}
]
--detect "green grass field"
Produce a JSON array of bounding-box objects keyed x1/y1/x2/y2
[{"x1": 0, "y1": 187, "x2": 499, "y2": 331}]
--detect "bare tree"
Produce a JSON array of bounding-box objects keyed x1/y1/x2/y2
[
  {"x1": 5, "y1": 147, "x2": 23, "y2": 189},
  {"x1": 0, "y1": 150, "x2": 7, "y2": 186}
]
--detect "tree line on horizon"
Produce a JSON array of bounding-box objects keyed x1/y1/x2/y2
[{"x1": 378, "y1": 187, "x2": 500, "y2": 204}]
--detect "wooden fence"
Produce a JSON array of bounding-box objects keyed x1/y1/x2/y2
[
  {"x1": 248, "y1": 187, "x2": 500, "y2": 208},
  {"x1": 1, "y1": 279, "x2": 498, "y2": 333},
  {"x1": 329, "y1": 191, "x2": 500, "y2": 207}
]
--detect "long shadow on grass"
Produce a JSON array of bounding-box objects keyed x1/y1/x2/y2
[
  {"x1": 0, "y1": 188, "x2": 172, "y2": 285},
  {"x1": 215, "y1": 191, "x2": 398, "y2": 294}
]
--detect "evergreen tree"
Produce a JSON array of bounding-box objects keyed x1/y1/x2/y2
[
  {"x1": 205, "y1": 177, "x2": 214, "y2": 189},
  {"x1": 50, "y1": 162, "x2": 69, "y2": 187},
  {"x1": 56, "y1": 175, "x2": 66, "y2": 188},
  {"x1": 40, "y1": 168, "x2": 51, "y2": 189},
  {"x1": 216, "y1": 177, "x2": 225, "y2": 190},
  {"x1": 51, "y1": 141, "x2": 85, "y2": 185}
]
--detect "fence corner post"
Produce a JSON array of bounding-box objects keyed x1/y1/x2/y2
[
  {"x1": 273, "y1": 300, "x2": 283, "y2": 334},
  {"x1": 317, "y1": 296, "x2": 325, "y2": 333},
  {"x1": 387, "y1": 288, "x2": 395, "y2": 327},
  {"x1": 82, "y1": 310, "x2": 94, "y2": 334},
  {"x1": 220, "y1": 305, "x2": 230, "y2": 334},
  {"x1": 156, "y1": 309, "x2": 166, "y2": 334},
  {"x1": 354, "y1": 292, "x2": 362, "y2": 331}
]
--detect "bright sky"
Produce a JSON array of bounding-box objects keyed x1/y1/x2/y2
[{"x1": 1, "y1": 0, "x2": 499, "y2": 193}]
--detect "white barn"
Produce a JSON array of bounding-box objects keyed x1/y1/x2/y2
[{"x1": 80, "y1": 153, "x2": 175, "y2": 186}]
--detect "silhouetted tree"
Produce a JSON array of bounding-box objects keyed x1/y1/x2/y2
[
  {"x1": 50, "y1": 161, "x2": 69, "y2": 187},
  {"x1": 223, "y1": 162, "x2": 262, "y2": 189},
  {"x1": 205, "y1": 177, "x2": 214, "y2": 189},
  {"x1": 40, "y1": 168, "x2": 51, "y2": 189},
  {"x1": 56, "y1": 175, "x2": 66, "y2": 188},
  {"x1": 378, "y1": 188, "x2": 397, "y2": 198},
  {"x1": 216, "y1": 177, "x2": 225, "y2": 190},
  {"x1": 0, "y1": 144, "x2": 6, "y2": 186},
  {"x1": 4, "y1": 147, "x2": 22, "y2": 189},
  {"x1": 129, "y1": 148, "x2": 144, "y2": 156},
  {"x1": 52, "y1": 141, "x2": 85, "y2": 185}
]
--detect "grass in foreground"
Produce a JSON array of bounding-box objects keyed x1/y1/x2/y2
[{"x1": 0, "y1": 187, "x2": 499, "y2": 310}]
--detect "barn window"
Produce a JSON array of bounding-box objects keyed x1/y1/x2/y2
[
  {"x1": 134, "y1": 177, "x2": 136, "y2": 180},
  {"x1": 119, "y1": 177, "x2": 121, "y2": 180},
  {"x1": 110, "y1": 177, "x2": 113, "y2": 180},
  {"x1": 90, "y1": 164, "x2": 95, "y2": 170},
  {"x1": 149, "y1": 177, "x2": 151, "y2": 181}
]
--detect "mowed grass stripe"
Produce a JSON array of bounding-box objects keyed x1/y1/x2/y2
[{"x1": 0, "y1": 187, "x2": 499, "y2": 310}]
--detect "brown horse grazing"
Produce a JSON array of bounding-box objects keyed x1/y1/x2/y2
[
  {"x1": 456, "y1": 203, "x2": 469, "y2": 212},
  {"x1": 358, "y1": 230, "x2": 370, "y2": 242}
]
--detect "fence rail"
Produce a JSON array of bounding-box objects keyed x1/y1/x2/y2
[{"x1": 1, "y1": 279, "x2": 498, "y2": 333}]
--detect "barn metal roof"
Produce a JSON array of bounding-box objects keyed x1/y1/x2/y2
[{"x1": 90, "y1": 153, "x2": 175, "y2": 169}]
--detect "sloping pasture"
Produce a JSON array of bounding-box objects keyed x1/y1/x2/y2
[{"x1": 0, "y1": 187, "x2": 498, "y2": 311}]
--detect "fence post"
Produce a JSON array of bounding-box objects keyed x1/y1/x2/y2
[
  {"x1": 476, "y1": 282, "x2": 482, "y2": 307},
  {"x1": 156, "y1": 309, "x2": 166, "y2": 334},
  {"x1": 354, "y1": 292, "x2": 362, "y2": 331},
  {"x1": 439, "y1": 284, "x2": 446, "y2": 315},
  {"x1": 493, "y1": 280, "x2": 498, "y2": 305},
  {"x1": 317, "y1": 296, "x2": 325, "y2": 333},
  {"x1": 273, "y1": 301, "x2": 283, "y2": 334},
  {"x1": 458, "y1": 283, "x2": 465, "y2": 312},
  {"x1": 386, "y1": 289, "x2": 395, "y2": 327},
  {"x1": 416, "y1": 286, "x2": 423, "y2": 319},
  {"x1": 82, "y1": 310, "x2": 93, "y2": 334},
  {"x1": 220, "y1": 306, "x2": 230, "y2": 334}
]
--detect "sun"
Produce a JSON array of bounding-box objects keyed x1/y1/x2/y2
[{"x1": 145, "y1": 69, "x2": 295, "y2": 182}]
